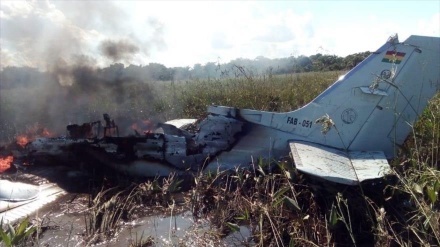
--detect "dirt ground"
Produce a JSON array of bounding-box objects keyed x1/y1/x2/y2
[{"x1": 1, "y1": 163, "x2": 251, "y2": 246}]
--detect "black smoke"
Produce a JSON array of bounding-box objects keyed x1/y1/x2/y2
[
  {"x1": 0, "y1": 62, "x2": 161, "y2": 143},
  {"x1": 100, "y1": 39, "x2": 140, "y2": 63},
  {"x1": 0, "y1": 1, "x2": 170, "y2": 143}
]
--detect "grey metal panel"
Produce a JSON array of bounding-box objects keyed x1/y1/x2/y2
[
  {"x1": 0, "y1": 180, "x2": 40, "y2": 202},
  {"x1": 164, "y1": 119, "x2": 197, "y2": 129},
  {"x1": 359, "y1": 87, "x2": 388, "y2": 96},
  {"x1": 0, "y1": 183, "x2": 65, "y2": 223}
]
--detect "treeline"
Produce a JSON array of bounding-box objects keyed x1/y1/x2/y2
[{"x1": 0, "y1": 52, "x2": 370, "y2": 88}]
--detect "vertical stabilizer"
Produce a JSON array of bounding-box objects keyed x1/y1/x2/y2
[
  {"x1": 283, "y1": 35, "x2": 440, "y2": 157},
  {"x1": 347, "y1": 35, "x2": 440, "y2": 157}
]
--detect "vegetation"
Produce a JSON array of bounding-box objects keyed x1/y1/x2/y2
[
  {"x1": 161, "y1": 75, "x2": 438, "y2": 246},
  {"x1": 160, "y1": 71, "x2": 339, "y2": 119},
  {"x1": 0, "y1": 67, "x2": 438, "y2": 246},
  {"x1": 0, "y1": 218, "x2": 37, "y2": 247},
  {"x1": 0, "y1": 52, "x2": 369, "y2": 89}
]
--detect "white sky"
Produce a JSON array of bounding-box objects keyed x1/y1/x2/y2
[{"x1": 1, "y1": 0, "x2": 439, "y2": 70}]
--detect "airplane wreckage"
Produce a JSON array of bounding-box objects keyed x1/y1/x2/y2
[{"x1": 1, "y1": 35, "x2": 439, "y2": 222}]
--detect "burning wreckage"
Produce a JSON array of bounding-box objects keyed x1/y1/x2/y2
[
  {"x1": 1, "y1": 34, "x2": 440, "y2": 191},
  {"x1": 22, "y1": 112, "x2": 244, "y2": 175}
]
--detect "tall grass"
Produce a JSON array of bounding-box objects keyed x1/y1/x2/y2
[
  {"x1": 386, "y1": 94, "x2": 440, "y2": 246},
  {"x1": 1, "y1": 71, "x2": 438, "y2": 246},
  {"x1": 170, "y1": 72, "x2": 339, "y2": 118},
  {"x1": 168, "y1": 72, "x2": 439, "y2": 246}
]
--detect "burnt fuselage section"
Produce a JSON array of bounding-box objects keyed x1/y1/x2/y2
[{"x1": 24, "y1": 113, "x2": 244, "y2": 173}]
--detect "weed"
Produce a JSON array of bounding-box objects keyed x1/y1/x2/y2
[
  {"x1": 83, "y1": 173, "x2": 186, "y2": 244},
  {"x1": 128, "y1": 230, "x2": 154, "y2": 247},
  {"x1": 186, "y1": 90, "x2": 439, "y2": 246},
  {"x1": 1, "y1": 71, "x2": 437, "y2": 246},
  {"x1": 0, "y1": 217, "x2": 37, "y2": 247}
]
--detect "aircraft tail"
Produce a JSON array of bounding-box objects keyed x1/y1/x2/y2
[
  {"x1": 305, "y1": 35, "x2": 440, "y2": 157},
  {"x1": 284, "y1": 35, "x2": 440, "y2": 184},
  {"x1": 209, "y1": 35, "x2": 439, "y2": 183}
]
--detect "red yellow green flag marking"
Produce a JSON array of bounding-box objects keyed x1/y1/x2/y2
[{"x1": 382, "y1": 51, "x2": 406, "y2": 64}]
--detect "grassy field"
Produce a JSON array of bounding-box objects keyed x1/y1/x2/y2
[
  {"x1": 159, "y1": 71, "x2": 340, "y2": 118},
  {"x1": 164, "y1": 71, "x2": 440, "y2": 246},
  {"x1": 1, "y1": 71, "x2": 439, "y2": 246}
]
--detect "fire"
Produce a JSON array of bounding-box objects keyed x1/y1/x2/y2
[
  {"x1": 131, "y1": 120, "x2": 156, "y2": 134},
  {"x1": 16, "y1": 135, "x2": 30, "y2": 147},
  {"x1": 15, "y1": 123, "x2": 54, "y2": 147},
  {"x1": 0, "y1": 155, "x2": 13, "y2": 173}
]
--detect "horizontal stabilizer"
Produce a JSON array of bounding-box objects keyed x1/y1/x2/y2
[{"x1": 289, "y1": 141, "x2": 391, "y2": 185}]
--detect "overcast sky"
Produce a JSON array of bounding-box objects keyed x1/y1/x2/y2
[{"x1": 1, "y1": 0, "x2": 439, "y2": 70}]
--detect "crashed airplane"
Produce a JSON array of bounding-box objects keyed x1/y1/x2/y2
[{"x1": 3, "y1": 35, "x2": 440, "y2": 188}]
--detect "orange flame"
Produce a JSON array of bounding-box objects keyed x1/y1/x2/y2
[
  {"x1": 131, "y1": 120, "x2": 155, "y2": 134},
  {"x1": 16, "y1": 135, "x2": 30, "y2": 147},
  {"x1": 16, "y1": 124, "x2": 54, "y2": 147},
  {"x1": 0, "y1": 155, "x2": 13, "y2": 173}
]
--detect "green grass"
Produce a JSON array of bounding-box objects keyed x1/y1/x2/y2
[
  {"x1": 153, "y1": 72, "x2": 439, "y2": 246},
  {"x1": 0, "y1": 71, "x2": 339, "y2": 139},
  {"x1": 1, "y1": 71, "x2": 438, "y2": 246},
  {"x1": 145, "y1": 72, "x2": 439, "y2": 246},
  {"x1": 0, "y1": 217, "x2": 37, "y2": 247},
  {"x1": 169, "y1": 71, "x2": 339, "y2": 118}
]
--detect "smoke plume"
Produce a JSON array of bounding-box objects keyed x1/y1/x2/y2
[
  {"x1": 100, "y1": 39, "x2": 140, "y2": 63},
  {"x1": 0, "y1": 1, "x2": 169, "y2": 143}
]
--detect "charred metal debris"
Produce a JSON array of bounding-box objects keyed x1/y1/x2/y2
[{"x1": 22, "y1": 113, "x2": 245, "y2": 172}]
